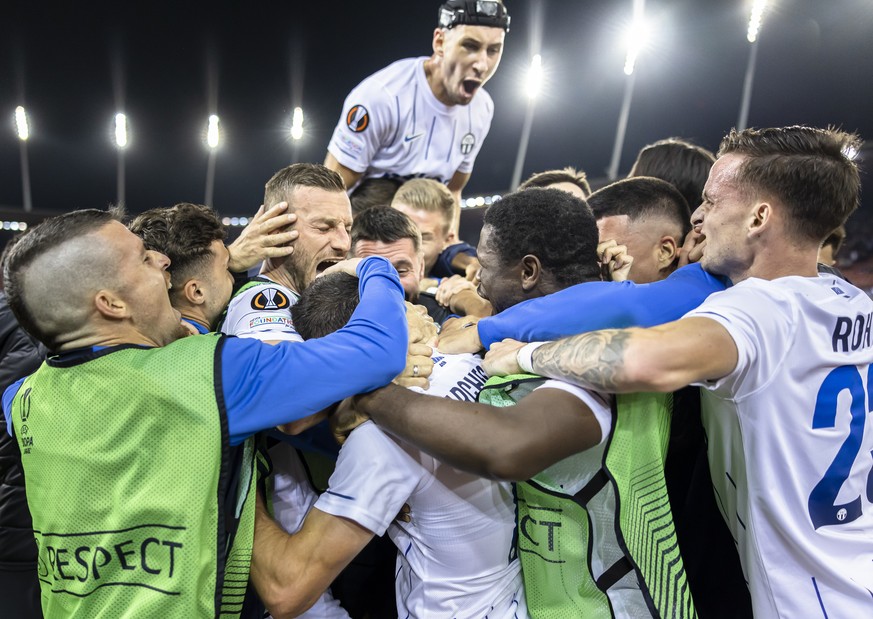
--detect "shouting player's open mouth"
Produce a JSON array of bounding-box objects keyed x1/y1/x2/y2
[
  {"x1": 462, "y1": 79, "x2": 481, "y2": 99},
  {"x1": 316, "y1": 258, "x2": 343, "y2": 275}
]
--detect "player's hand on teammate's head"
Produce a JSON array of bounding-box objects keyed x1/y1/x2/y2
[
  {"x1": 677, "y1": 229, "x2": 706, "y2": 268},
  {"x1": 436, "y1": 316, "x2": 483, "y2": 355},
  {"x1": 483, "y1": 338, "x2": 527, "y2": 377},
  {"x1": 597, "y1": 240, "x2": 634, "y2": 282},
  {"x1": 227, "y1": 201, "x2": 298, "y2": 273},
  {"x1": 319, "y1": 257, "x2": 363, "y2": 278},
  {"x1": 330, "y1": 397, "x2": 370, "y2": 446},
  {"x1": 394, "y1": 342, "x2": 434, "y2": 390}
]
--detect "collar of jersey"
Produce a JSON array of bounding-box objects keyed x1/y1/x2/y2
[{"x1": 47, "y1": 344, "x2": 155, "y2": 368}]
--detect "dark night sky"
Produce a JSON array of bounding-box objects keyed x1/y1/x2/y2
[{"x1": 1, "y1": 0, "x2": 872, "y2": 217}]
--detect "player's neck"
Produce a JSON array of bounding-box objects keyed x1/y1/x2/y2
[
  {"x1": 259, "y1": 266, "x2": 301, "y2": 296},
  {"x1": 180, "y1": 309, "x2": 211, "y2": 333},
  {"x1": 732, "y1": 245, "x2": 820, "y2": 284},
  {"x1": 423, "y1": 57, "x2": 453, "y2": 107}
]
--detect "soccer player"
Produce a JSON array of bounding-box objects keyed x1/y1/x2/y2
[
  {"x1": 291, "y1": 273, "x2": 527, "y2": 618},
  {"x1": 628, "y1": 137, "x2": 716, "y2": 217},
  {"x1": 129, "y1": 202, "x2": 296, "y2": 333},
  {"x1": 351, "y1": 206, "x2": 456, "y2": 324},
  {"x1": 220, "y1": 163, "x2": 351, "y2": 343},
  {"x1": 590, "y1": 177, "x2": 690, "y2": 284},
  {"x1": 325, "y1": 0, "x2": 509, "y2": 236},
  {"x1": 340, "y1": 189, "x2": 703, "y2": 617},
  {"x1": 484, "y1": 126, "x2": 872, "y2": 617},
  {"x1": 1, "y1": 209, "x2": 407, "y2": 618}
]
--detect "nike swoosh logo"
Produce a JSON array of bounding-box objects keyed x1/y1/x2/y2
[{"x1": 404, "y1": 133, "x2": 424, "y2": 143}]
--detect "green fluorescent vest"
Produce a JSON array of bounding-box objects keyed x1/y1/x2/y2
[
  {"x1": 479, "y1": 374, "x2": 697, "y2": 619},
  {"x1": 10, "y1": 336, "x2": 258, "y2": 618}
]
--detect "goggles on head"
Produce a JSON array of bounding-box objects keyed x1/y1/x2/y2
[{"x1": 438, "y1": 0, "x2": 511, "y2": 33}]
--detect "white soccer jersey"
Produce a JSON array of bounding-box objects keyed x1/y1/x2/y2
[
  {"x1": 221, "y1": 279, "x2": 346, "y2": 619},
  {"x1": 327, "y1": 57, "x2": 494, "y2": 190},
  {"x1": 685, "y1": 274, "x2": 873, "y2": 618},
  {"x1": 315, "y1": 352, "x2": 529, "y2": 619},
  {"x1": 219, "y1": 278, "x2": 303, "y2": 343}
]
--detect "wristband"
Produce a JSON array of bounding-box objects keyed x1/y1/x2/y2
[{"x1": 517, "y1": 342, "x2": 546, "y2": 374}]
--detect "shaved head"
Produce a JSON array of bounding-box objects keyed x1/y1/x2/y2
[
  {"x1": 24, "y1": 233, "x2": 124, "y2": 345},
  {"x1": 5, "y1": 209, "x2": 184, "y2": 351},
  {"x1": 5, "y1": 210, "x2": 119, "y2": 349}
]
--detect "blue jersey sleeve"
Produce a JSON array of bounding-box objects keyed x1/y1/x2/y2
[
  {"x1": 430, "y1": 241, "x2": 477, "y2": 279},
  {"x1": 221, "y1": 257, "x2": 408, "y2": 446},
  {"x1": 477, "y1": 263, "x2": 730, "y2": 348},
  {"x1": 3, "y1": 377, "x2": 26, "y2": 438}
]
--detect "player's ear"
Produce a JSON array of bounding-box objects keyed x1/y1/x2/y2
[
  {"x1": 657, "y1": 236, "x2": 679, "y2": 269},
  {"x1": 94, "y1": 289, "x2": 129, "y2": 319},
  {"x1": 432, "y1": 27, "x2": 446, "y2": 57},
  {"x1": 749, "y1": 202, "x2": 771, "y2": 237},
  {"x1": 183, "y1": 278, "x2": 206, "y2": 306},
  {"x1": 520, "y1": 255, "x2": 541, "y2": 292}
]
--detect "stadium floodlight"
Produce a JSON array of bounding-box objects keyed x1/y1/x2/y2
[
  {"x1": 747, "y1": 0, "x2": 767, "y2": 43},
  {"x1": 14, "y1": 106, "x2": 33, "y2": 211},
  {"x1": 207, "y1": 114, "x2": 220, "y2": 149},
  {"x1": 524, "y1": 54, "x2": 543, "y2": 100},
  {"x1": 609, "y1": 1, "x2": 647, "y2": 179},
  {"x1": 510, "y1": 54, "x2": 545, "y2": 189},
  {"x1": 115, "y1": 113, "x2": 128, "y2": 148},
  {"x1": 738, "y1": 0, "x2": 767, "y2": 129},
  {"x1": 291, "y1": 107, "x2": 304, "y2": 140},
  {"x1": 15, "y1": 106, "x2": 29, "y2": 141},
  {"x1": 623, "y1": 20, "x2": 648, "y2": 76},
  {"x1": 114, "y1": 113, "x2": 128, "y2": 206},
  {"x1": 205, "y1": 114, "x2": 221, "y2": 206}
]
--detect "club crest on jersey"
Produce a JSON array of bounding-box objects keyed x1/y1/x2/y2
[
  {"x1": 460, "y1": 133, "x2": 475, "y2": 155},
  {"x1": 251, "y1": 288, "x2": 290, "y2": 311},
  {"x1": 346, "y1": 105, "x2": 370, "y2": 133}
]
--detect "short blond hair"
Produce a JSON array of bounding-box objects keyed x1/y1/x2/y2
[{"x1": 391, "y1": 179, "x2": 455, "y2": 234}]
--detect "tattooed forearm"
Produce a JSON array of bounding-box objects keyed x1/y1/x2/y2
[{"x1": 531, "y1": 329, "x2": 633, "y2": 392}]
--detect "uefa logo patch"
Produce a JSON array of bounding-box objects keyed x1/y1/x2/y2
[
  {"x1": 460, "y1": 132, "x2": 475, "y2": 155},
  {"x1": 251, "y1": 288, "x2": 290, "y2": 310},
  {"x1": 346, "y1": 105, "x2": 370, "y2": 133}
]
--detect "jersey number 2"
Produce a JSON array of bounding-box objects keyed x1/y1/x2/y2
[{"x1": 808, "y1": 364, "x2": 873, "y2": 529}]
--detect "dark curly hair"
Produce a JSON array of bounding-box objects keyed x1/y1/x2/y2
[{"x1": 483, "y1": 188, "x2": 601, "y2": 287}]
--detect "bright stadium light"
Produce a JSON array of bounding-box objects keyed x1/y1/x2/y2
[
  {"x1": 747, "y1": 0, "x2": 767, "y2": 43},
  {"x1": 114, "y1": 113, "x2": 128, "y2": 206},
  {"x1": 15, "y1": 106, "x2": 29, "y2": 141},
  {"x1": 205, "y1": 114, "x2": 221, "y2": 206},
  {"x1": 510, "y1": 53, "x2": 545, "y2": 189},
  {"x1": 115, "y1": 113, "x2": 128, "y2": 148},
  {"x1": 291, "y1": 106, "x2": 304, "y2": 140},
  {"x1": 609, "y1": 0, "x2": 647, "y2": 180},
  {"x1": 14, "y1": 106, "x2": 33, "y2": 212},
  {"x1": 524, "y1": 54, "x2": 543, "y2": 100},
  {"x1": 623, "y1": 20, "x2": 649, "y2": 76},
  {"x1": 738, "y1": 0, "x2": 768, "y2": 129},
  {"x1": 207, "y1": 114, "x2": 220, "y2": 149}
]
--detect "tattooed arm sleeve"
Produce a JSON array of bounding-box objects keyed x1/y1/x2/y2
[{"x1": 528, "y1": 317, "x2": 739, "y2": 393}]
